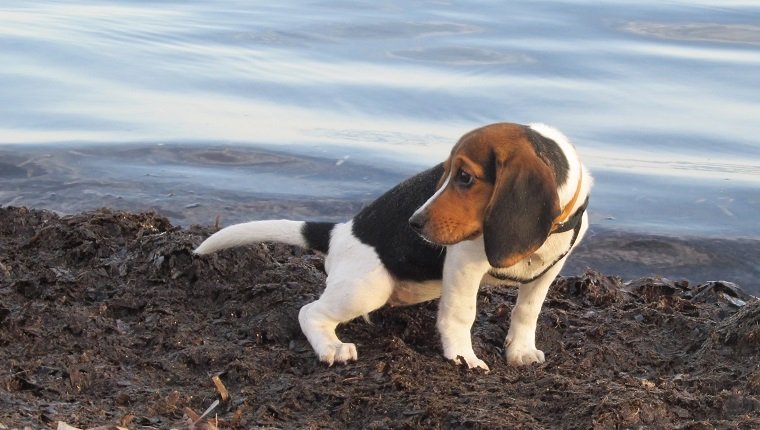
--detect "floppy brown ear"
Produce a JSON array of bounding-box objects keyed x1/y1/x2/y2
[{"x1": 484, "y1": 153, "x2": 560, "y2": 268}]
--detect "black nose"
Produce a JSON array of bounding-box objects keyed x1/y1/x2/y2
[{"x1": 408, "y1": 212, "x2": 427, "y2": 232}]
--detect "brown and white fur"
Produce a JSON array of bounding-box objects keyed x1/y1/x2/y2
[{"x1": 194, "y1": 122, "x2": 592, "y2": 370}]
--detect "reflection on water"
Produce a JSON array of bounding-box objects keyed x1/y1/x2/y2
[{"x1": 1, "y1": 0, "x2": 759, "y2": 239}]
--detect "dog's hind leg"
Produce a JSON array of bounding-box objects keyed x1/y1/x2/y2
[{"x1": 298, "y1": 222, "x2": 394, "y2": 365}]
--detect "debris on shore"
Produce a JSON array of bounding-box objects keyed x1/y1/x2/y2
[{"x1": 1, "y1": 207, "x2": 757, "y2": 429}]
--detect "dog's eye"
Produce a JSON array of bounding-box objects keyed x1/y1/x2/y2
[{"x1": 456, "y1": 169, "x2": 474, "y2": 187}]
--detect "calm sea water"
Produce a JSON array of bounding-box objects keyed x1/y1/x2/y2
[{"x1": 2, "y1": 0, "x2": 760, "y2": 241}]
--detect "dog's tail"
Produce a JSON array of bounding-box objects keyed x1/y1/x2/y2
[{"x1": 193, "y1": 220, "x2": 336, "y2": 255}]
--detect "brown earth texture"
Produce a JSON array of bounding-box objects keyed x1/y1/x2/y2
[{"x1": 0, "y1": 206, "x2": 758, "y2": 429}]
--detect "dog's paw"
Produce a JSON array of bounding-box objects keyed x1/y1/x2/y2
[
  {"x1": 317, "y1": 342, "x2": 358, "y2": 366},
  {"x1": 462, "y1": 355, "x2": 491, "y2": 371},
  {"x1": 505, "y1": 343, "x2": 545, "y2": 366},
  {"x1": 446, "y1": 353, "x2": 490, "y2": 371}
]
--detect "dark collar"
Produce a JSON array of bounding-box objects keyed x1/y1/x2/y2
[
  {"x1": 553, "y1": 196, "x2": 589, "y2": 234},
  {"x1": 488, "y1": 196, "x2": 589, "y2": 285}
]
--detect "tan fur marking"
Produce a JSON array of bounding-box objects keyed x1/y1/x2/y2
[
  {"x1": 420, "y1": 154, "x2": 492, "y2": 244},
  {"x1": 421, "y1": 124, "x2": 553, "y2": 246}
]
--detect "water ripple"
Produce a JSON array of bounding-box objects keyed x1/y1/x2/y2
[{"x1": 622, "y1": 21, "x2": 760, "y2": 46}]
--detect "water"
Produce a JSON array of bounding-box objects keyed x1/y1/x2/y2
[{"x1": 1, "y1": 1, "x2": 759, "y2": 290}]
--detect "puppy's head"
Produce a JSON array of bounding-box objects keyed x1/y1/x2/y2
[{"x1": 409, "y1": 123, "x2": 567, "y2": 268}]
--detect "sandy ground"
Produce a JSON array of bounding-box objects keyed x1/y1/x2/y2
[{"x1": 0, "y1": 206, "x2": 758, "y2": 429}]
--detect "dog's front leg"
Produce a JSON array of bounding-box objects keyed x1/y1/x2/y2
[
  {"x1": 504, "y1": 257, "x2": 566, "y2": 366},
  {"x1": 506, "y1": 212, "x2": 588, "y2": 366},
  {"x1": 437, "y1": 239, "x2": 491, "y2": 370}
]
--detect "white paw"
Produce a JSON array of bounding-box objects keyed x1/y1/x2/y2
[
  {"x1": 445, "y1": 352, "x2": 490, "y2": 371},
  {"x1": 505, "y1": 343, "x2": 545, "y2": 366},
  {"x1": 317, "y1": 342, "x2": 357, "y2": 366},
  {"x1": 462, "y1": 355, "x2": 491, "y2": 371}
]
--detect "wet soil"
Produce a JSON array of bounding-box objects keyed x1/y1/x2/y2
[{"x1": 0, "y1": 206, "x2": 758, "y2": 429}]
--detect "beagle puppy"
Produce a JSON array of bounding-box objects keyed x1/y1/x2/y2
[{"x1": 194, "y1": 122, "x2": 592, "y2": 370}]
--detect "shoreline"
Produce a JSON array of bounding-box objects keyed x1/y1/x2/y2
[
  {"x1": 2, "y1": 200, "x2": 758, "y2": 296},
  {"x1": 3, "y1": 141, "x2": 760, "y2": 237},
  {"x1": 2, "y1": 142, "x2": 758, "y2": 295}
]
